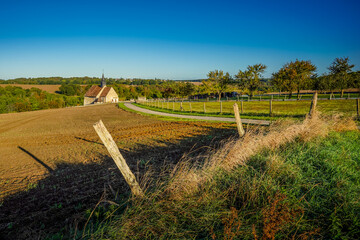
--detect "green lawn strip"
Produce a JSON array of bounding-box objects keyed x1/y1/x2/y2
[
  {"x1": 86, "y1": 130, "x2": 360, "y2": 239},
  {"x1": 138, "y1": 99, "x2": 357, "y2": 120},
  {"x1": 221, "y1": 92, "x2": 360, "y2": 101}
]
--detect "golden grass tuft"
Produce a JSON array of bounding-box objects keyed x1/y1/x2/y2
[{"x1": 165, "y1": 111, "x2": 358, "y2": 199}]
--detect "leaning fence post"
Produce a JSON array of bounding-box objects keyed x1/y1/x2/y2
[
  {"x1": 309, "y1": 92, "x2": 318, "y2": 117},
  {"x1": 93, "y1": 120, "x2": 144, "y2": 197},
  {"x1": 233, "y1": 103, "x2": 245, "y2": 137}
]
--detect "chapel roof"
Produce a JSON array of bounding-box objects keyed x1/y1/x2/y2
[{"x1": 85, "y1": 85, "x2": 102, "y2": 97}]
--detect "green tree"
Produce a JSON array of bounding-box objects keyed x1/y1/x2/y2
[
  {"x1": 272, "y1": 64, "x2": 297, "y2": 98},
  {"x1": 272, "y1": 60, "x2": 316, "y2": 99},
  {"x1": 350, "y1": 71, "x2": 360, "y2": 96},
  {"x1": 235, "y1": 64, "x2": 267, "y2": 99},
  {"x1": 328, "y1": 57, "x2": 354, "y2": 97},
  {"x1": 293, "y1": 60, "x2": 317, "y2": 99},
  {"x1": 204, "y1": 70, "x2": 231, "y2": 101}
]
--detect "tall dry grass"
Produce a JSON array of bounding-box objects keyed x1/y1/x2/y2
[
  {"x1": 165, "y1": 112, "x2": 357, "y2": 199},
  {"x1": 90, "y1": 112, "x2": 359, "y2": 239}
]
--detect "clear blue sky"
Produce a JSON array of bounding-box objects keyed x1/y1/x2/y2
[{"x1": 0, "y1": 0, "x2": 359, "y2": 80}]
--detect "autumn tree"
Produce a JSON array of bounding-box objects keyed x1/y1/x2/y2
[
  {"x1": 235, "y1": 64, "x2": 267, "y2": 99},
  {"x1": 203, "y1": 70, "x2": 231, "y2": 101},
  {"x1": 271, "y1": 66, "x2": 297, "y2": 98},
  {"x1": 293, "y1": 60, "x2": 317, "y2": 99},
  {"x1": 272, "y1": 60, "x2": 316, "y2": 99},
  {"x1": 328, "y1": 57, "x2": 355, "y2": 97}
]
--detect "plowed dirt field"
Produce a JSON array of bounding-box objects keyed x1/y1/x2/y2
[
  {"x1": 0, "y1": 104, "x2": 238, "y2": 239},
  {"x1": 0, "y1": 84, "x2": 61, "y2": 93}
]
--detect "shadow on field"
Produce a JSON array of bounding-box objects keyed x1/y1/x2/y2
[
  {"x1": 18, "y1": 146, "x2": 54, "y2": 173},
  {"x1": 74, "y1": 137, "x2": 103, "y2": 145},
  {"x1": 0, "y1": 125, "x2": 237, "y2": 240},
  {"x1": 155, "y1": 109, "x2": 306, "y2": 119}
]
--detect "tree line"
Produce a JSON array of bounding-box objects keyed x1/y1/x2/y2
[
  {"x1": 203, "y1": 57, "x2": 359, "y2": 101},
  {"x1": 0, "y1": 86, "x2": 83, "y2": 113},
  {"x1": 57, "y1": 57, "x2": 358, "y2": 101}
]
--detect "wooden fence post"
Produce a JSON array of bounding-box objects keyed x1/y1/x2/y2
[
  {"x1": 189, "y1": 102, "x2": 192, "y2": 112},
  {"x1": 309, "y1": 92, "x2": 318, "y2": 116},
  {"x1": 203, "y1": 102, "x2": 206, "y2": 113},
  {"x1": 233, "y1": 103, "x2": 245, "y2": 137},
  {"x1": 220, "y1": 101, "x2": 222, "y2": 114},
  {"x1": 269, "y1": 99, "x2": 273, "y2": 116},
  {"x1": 93, "y1": 120, "x2": 144, "y2": 197},
  {"x1": 180, "y1": 102, "x2": 183, "y2": 111}
]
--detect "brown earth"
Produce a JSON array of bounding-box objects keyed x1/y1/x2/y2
[
  {"x1": 0, "y1": 104, "x2": 239, "y2": 239},
  {"x1": 0, "y1": 84, "x2": 62, "y2": 93}
]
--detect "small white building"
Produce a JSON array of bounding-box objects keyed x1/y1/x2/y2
[{"x1": 84, "y1": 74, "x2": 119, "y2": 105}]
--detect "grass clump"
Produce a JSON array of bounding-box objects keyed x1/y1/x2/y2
[{"x1": 84, "y1": 115, "x2": 359, "y2": 239}]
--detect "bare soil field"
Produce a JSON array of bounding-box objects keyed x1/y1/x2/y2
[
  {"x1": 0, "y1": 104, "x2": 238, "y2": 239},
  {"x1": 0, "y1": 84, "x2": 61, "y2": 93}
]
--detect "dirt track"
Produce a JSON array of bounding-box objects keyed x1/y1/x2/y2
[{"x1": 0, "y1": 104, "x2": 238, "y2": 239}]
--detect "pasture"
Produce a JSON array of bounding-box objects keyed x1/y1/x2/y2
[{"x1": 141, "y1": 98, "x2": 359, "y2": 119}]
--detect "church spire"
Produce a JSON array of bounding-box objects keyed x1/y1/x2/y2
[{"x1": 101, "y1": 72, "x2": 106, "y2": 88}]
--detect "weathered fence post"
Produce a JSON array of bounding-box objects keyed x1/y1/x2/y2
[
  {"x1": 189, "y1": 102, "x2": 192, "y2": 112},
  {"x1": 180, "y1": 102, "x2": 183, "y2": 111},
  {"x1": 203, "y1": 102, "x2": 206, "y2": 113},
  {"x1": 309, "y1": 92, "x2": 318, "y2": 116},
  {"x1": 269, "y1": 99, "x2": 273, "y2": 116},
  {"x1": 220, "y1": 101, "x2": 223, "y2": 114},
  {"x1": 93, "y1": 120, "x2": 144, "y2": 197},
  {"x1": 233, "y1": 103, "x2": 245, "y2": 137}
]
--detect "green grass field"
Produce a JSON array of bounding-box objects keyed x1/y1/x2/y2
[{"x1": 139, "y1": 98, "x2": 359, "y2": 120}]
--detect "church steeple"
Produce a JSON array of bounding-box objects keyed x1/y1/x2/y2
[{"x1": 100, "y1": 72, "x2": 106, "y2": 88}]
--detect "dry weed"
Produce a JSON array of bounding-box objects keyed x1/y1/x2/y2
[
  {"x1": 261, "y1": 192, "x2": 301, "y2": 240},
  {"x1": 165, "y1": 111, "x2": 358, "y2": 199}
]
